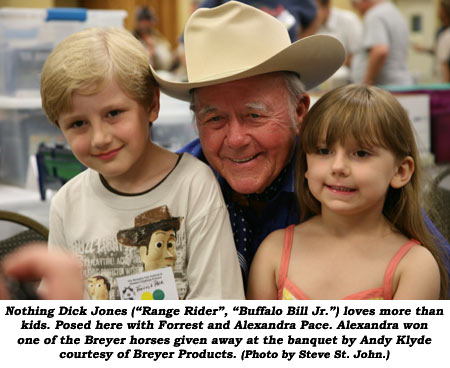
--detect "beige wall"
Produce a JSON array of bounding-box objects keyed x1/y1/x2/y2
[
  {"x1": 0, "y1": 0, "x2": 53, "y2": 7},
  {"x1": 0, "y1": 0, "x2": 78, "y2": 7}
]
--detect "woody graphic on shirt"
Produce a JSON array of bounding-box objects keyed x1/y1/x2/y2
[{"x1": 117, "y1": 205, "x2": 182, "y2": 272}]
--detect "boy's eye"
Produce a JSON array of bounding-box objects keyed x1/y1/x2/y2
[
  {"x1": 107, "y1": 110, "x2": 121, "y2": 118},
  {"x1": 70, "y1": 120, "x2": 86, "y2": 129}
]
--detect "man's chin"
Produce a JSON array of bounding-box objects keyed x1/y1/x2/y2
[{"x1": 227, "y1": 177, "x2": 268, "y2": 195}]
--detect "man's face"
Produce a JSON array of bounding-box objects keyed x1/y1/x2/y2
[{"x1": 194, "y1": 73, "x2": 308, "y2": 194}]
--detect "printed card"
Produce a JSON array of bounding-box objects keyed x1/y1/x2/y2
[{"x1": 116, "y1": 267, "x2": 179, "y2": 300}]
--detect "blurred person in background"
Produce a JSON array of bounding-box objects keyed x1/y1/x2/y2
[
  {"x1": 351, "y1": 0, "x2": 413, "y2": 86},
  {"x1": 133, "y1": 5, "x2": 175, "y2": 71},
  {"x1": 436, "y1": 0, "x2": 450, "y2": 82},
  {"x1": 312, "y1": 0, "x2": 362, "y2": 68},
  {"x1": 193, "y1": 0, "x2": 318, "y2": 41},
  {"x1": 413, "y1": 0, "x2": 450, "y2": 83}
]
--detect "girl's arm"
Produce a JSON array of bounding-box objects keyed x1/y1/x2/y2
[
  {"x1": 393, "y1": 246, "x2": 441, "y2": 300},
  {"x1": 246, "y1": 231, "x2": 284, "y2": 300}
]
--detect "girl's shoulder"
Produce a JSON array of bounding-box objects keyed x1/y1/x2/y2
[
  {"x1": 392, "y1": 239, "x2": 441, "y2": 299},
  {"x1": 259, "y1": 218, "x2": 321, "y2": 254},
  {"x1": 258, "y1": 228, "x2": 287, "y2": 254}
]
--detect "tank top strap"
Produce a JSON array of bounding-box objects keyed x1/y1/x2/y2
[
  {"x1": 382, "y1": 239, "x2": 420, "y2": 300},
  {"x1": 277, "y1": 224, "x2": 295, "y2": 299}
]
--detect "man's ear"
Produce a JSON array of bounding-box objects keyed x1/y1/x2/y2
[
  {"x1": 148, "y1": 86, "x2": 160, "y2": 122},
  {"x1": 294, "y1": 93, "x2": 310, "y2": 135},
  {"x1": 390, "y1": 156, "x2": 414, "y2": 189}
]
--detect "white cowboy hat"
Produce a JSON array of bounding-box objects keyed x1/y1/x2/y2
[{"x1": 150, "y1": 1, "x2": 346, "y2": 101}]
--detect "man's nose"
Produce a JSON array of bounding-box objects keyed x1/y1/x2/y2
[
  {"x1": 224, "y1": 117, "x2": 250, "y2": 148},
  {"x1": 91, "y1": 121, "x2": 113, "y2": 148}
]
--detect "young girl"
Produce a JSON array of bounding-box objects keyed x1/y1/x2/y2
[{"x1": 247, "y1": 84, "x2": 448, "y2": 300}]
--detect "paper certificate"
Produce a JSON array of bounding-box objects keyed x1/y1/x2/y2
[{"x1": 116, "y1": 267, "x2": 179, "y2": 300}]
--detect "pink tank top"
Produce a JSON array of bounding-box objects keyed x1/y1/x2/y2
[{"x1": 277, "y1": 224, "x2": 419, "y2": 300}]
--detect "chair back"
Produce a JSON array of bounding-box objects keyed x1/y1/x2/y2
[{"x1": 0, "y1": 210, "x2": 49, "y2": 260}]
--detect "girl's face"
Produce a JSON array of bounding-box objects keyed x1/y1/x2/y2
[{"x1": 305, "y1": 137, "x2": 405, "y2": 217}]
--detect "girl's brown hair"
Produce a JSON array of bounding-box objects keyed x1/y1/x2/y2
[{"x1": 296, "y1": 84, "x2": 448, "y2": 298}]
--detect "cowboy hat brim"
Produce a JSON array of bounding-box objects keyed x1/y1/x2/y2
[{"x1": 150, "y1": 34, "x2": 346, "y2": 101}]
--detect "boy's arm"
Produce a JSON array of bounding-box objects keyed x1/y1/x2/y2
[
  {"x1": 393, "y1": 245, "x2": 440, "y2": 300},
  {"x1": 246, "y1": 231, "x2": 283, "y2": 300}
]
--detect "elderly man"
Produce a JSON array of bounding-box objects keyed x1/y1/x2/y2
[
  {"x1": 151, "y1": 2, "x2": 344, "y2": 282},
  {"x1": 150, "y1": 1, "x2": 449, "y2": 285}
]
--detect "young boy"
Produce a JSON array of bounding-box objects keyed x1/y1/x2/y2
[{"x1": 40, "y1": 27, "x2": 244, "y2": 300}]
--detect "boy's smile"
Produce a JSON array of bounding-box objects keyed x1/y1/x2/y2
[{"x1": 58, "y1": 80, "x2": 159, "y2": 189}]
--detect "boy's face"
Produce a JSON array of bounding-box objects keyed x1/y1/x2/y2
[{"x1": 58, "y1": 80, "x2": 159, "y2": 187}]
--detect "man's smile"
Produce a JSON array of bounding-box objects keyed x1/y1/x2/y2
[{"x1": 229, "y1": 153, "x2": 260, "y2": 164}]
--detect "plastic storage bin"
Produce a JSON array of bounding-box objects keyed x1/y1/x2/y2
[
  {"x1": 0, "y1": 8, "x2": 127, "y2": 97},
  {"x1": 0, "y1": 97, "x2": 64, "y2": 187},
  {"x1": 151, "y1": 94, "x2": 198, "y2": 152}
]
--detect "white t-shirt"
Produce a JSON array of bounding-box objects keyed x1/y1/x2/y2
[
  {"x1": 49, "y1": 153, "x2": 244, "y2": 300},
  {"x1": 351, "y1": 2, "x2": 413, "y2": 85}
]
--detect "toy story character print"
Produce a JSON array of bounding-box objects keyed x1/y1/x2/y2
[
  {"x1": 88, "y1": 275, "x2": 111, "y2": 300},
  {"x1": 117, "y1": 205, "x2": 182, "y2": 272}
]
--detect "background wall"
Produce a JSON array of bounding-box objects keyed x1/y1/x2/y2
[
  {"x1": 0, "y1": 0, "x2": 78, "y2": 7},
  {"x1": 0, "y1": 0, "x2": 445, "y2": 83}
]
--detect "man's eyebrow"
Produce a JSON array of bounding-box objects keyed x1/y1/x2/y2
[
  {"x1": 245, "y1": 101, "x2": 268, "y2": 111},
  {"x1": 197, "y1": 105, "x2": 218, "y2": 118}
]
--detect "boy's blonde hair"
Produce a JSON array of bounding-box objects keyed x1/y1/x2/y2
[
  {"x1": 296, "y1": 84, "x2": 448, "y2": 298},
  {"x1": 41, "y1": 27, "x2": 157, "y2": 125}
]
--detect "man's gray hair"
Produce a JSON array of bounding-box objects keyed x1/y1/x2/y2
[{"x1": 280, "y1": 71, "x2": 306, "y2": 129}]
